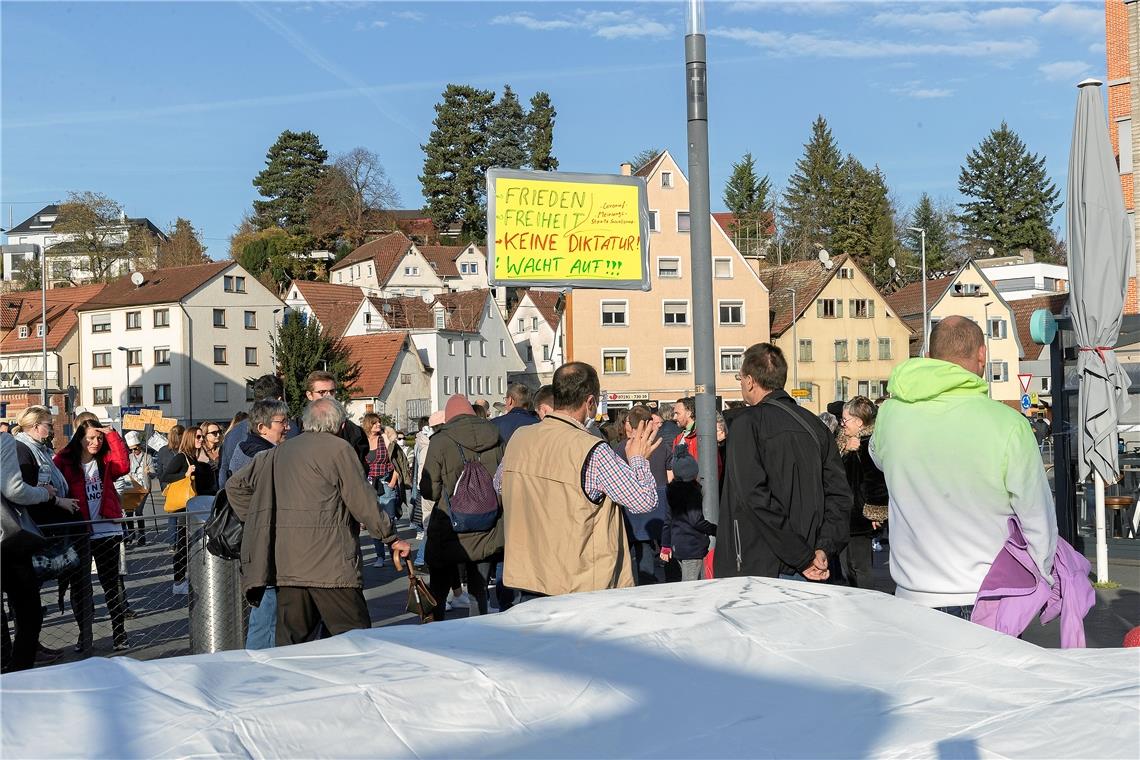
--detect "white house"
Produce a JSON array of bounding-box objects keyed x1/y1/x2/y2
[
  {"x1": 75, "y1": 261, "x2": 284, "y2": 424},
  {"x1": 975, "y1": 258, "x2": 1069, "y2": 301},
  {"x1": 340, "y1": 331, "x2": 433, "y2": 430},
  {"x1": 284, "y1": 280, "x2": 369, "y2": 338},
  {"x1": 3, "y1": 204, "x2": 168, "y2": 287},
  {"x1": 508, "y1": 289, "x2": 564, "y2": 386}
]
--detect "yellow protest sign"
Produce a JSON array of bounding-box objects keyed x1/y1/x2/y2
[
  {"x1": 140, "y1": 409, "x2": 163, "y2": 421},
  {"x1": 487, "y1": 169, "x2": 650, "y2": 290},
  {"x1": 153, "y1": 417, "x2": 179, "y2": 433},
  {"x1": 122, "y1": 414, "x2": 147, "y2": 431}
]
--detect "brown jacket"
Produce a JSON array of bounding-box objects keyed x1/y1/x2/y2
[
  {"x1": 227, "y1": 431, "x2": 395, "y2": 603},
  {"x1": 501, "y1": 413, "x2": 634, "y2": 596}
]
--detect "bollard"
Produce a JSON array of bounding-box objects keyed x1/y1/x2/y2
[{"x1": 186, "y1": 496, "x2": 245, "y2": 653}]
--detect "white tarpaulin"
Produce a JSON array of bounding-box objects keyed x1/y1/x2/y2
[{"x1": 2, "y1": 578, "x2": 1137, "y2": 758}]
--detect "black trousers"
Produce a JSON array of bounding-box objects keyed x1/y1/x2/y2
[
  {"x1": 841, "y1": 535, "x2": 875, "y2": 590},
  {"x1": 0, "y1": 552, "x2": 42, "y2": 672},
  {"x1": 428, "y1": 562, "x2": 490, "y2": 621},
  {"x1": 71, "y1": 536, "x2": 128, "y2": 647},
  {"x1": 276, "y1": 587, "x2": 371, "y2": 646}
]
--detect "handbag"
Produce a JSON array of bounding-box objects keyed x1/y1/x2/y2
[
  {"x1": 31, "y1": 534, "x2": 82, "y2": 581},
  {"x1": 163, "y1": 457, "x2": 196, "y2": 512},
  {"x1": 863, "y1": 504, "x2": 889, "y2": 523},
  {"x1": 205, "y1": 488, "x2": 243, "y2": 561},
  {"x1": 1, "y1": 496, "x2": 46, "y2": 550},
  {"x1": 395, "y1": 553, "x2": 436, "y2": 623}
]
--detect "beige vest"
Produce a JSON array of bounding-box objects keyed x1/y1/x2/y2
[{"x1": 501, "y1": 412, "x2": 635, "y2": 596}]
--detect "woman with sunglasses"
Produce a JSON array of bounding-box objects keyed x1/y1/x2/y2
[
  {"x1": 161, "y1": 425, "x2": 218, "y2": 595},
  {"x1": 54, "y1": 420, "x2": 132, "y2": 651},
  {"x1": 198, "y1": 422, "x2": 224, "y2": 490}
]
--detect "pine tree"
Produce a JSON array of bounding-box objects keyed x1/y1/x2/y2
[
  {"x1": 902, "y1": 194, "x2": 959, "y2": 275},
  {"x1": 487, "y1": 85, "x2": 528, "y2": 170},
  {"x1": 525, "y1": 91, "x2": 558, "y2": 171},
  {"x1": 723, "y1": 152, "x2": 772, "y2": 257},
  {"x1": 158, "y1": 218, "x2": 207, "y2": 268},
  {"x1": 957, "y1": 121, "x2": 1061, "y2": 258},
  {"x1": 252, "y1": 130, "x2": 329, "y2": 237},
  {"x1": 829, "y1": 159, "x2": 899, "y2": 286},
  {"x1": 630, "y1": 148, "x2": 661, "y2": 171},
  {"x1": 272, "y1": 311, "x2": 362, "y2": 418},
  {"x1": 420, "y1": 84, "x2": 496, "y2": 241},
  {"x1": 780, "y1": 116, "x2": 845, "y2": 260}
]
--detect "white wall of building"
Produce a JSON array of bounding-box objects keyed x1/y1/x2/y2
[
  {"x1": 977, "y1": 262, "x2": 1069, "y2": 301},
  {"x1": 508, "y1": 295, "x2": 559, "y2": 384}
]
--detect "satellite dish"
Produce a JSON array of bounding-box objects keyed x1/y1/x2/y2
[
  {"x1": 823, "y1": 260, "x2": 834, "y2": 271},
  {"x1": 130, "y1": 271, "x2": 145, "y2": 287},
  {"x1": 817, "y1": 248, "x2": 831, "y2": 265},
  {"x1": 887, "y1": 257, "x2": 897, "y2": 269},
  {"x1": 421, "y1": 292, "x2": 434, "y2": 304},
  {"x1": 987, "y1": 247, "x2": 995, "y2": 257}
]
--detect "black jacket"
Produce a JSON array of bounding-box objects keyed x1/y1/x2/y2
[
  {"x1": 714, "y1": 390, "x2": 852, "y2": 578},
  {"x1": 663, "y1": 480, "x2": 717, "y2": 560},
  {"x1": 161, "y1": 451, "x2": 218, "y2": 497},
  {"x1": 842, "y1": 436, "x2": 889, "y2": 537}
]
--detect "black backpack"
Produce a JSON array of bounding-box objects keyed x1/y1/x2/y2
[{"x1": 205, "y1": 487, "x2": 243, "y2": 561}]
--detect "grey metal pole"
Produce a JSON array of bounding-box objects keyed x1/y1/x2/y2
[
  {"x1": 920, "y1": 228, "x2": 929, "y2": 357},
  {"x1": 786, "y1": 288, "x2": 798, "y2": 394},
  {"x1": 984, "y1": 302, "x2": 993, "y2": 398},
  {"x1": 40, "y1": 250, "x2": 48, "y2": 406},
  {"x1": 685, "y1": 0, "x2": 718, "y2": 524}
]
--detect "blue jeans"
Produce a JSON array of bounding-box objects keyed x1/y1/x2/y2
[
  {"x1": 373, "y1": 484, "x2": 398, "y2": 561},
  {"x1": 246, "y1": 587, "x2": 277, "y2": 650},
  {"x1": 935, "y1": 604, "x2": 975, "y2": 620}
]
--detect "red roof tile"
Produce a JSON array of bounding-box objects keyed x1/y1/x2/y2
[
  {"x1": 632, "y1": 151, "x2": 666, "y2": 177},
  {"x1": 434, "y1": 289, "x2": 489, "y2": 332},
  {"x1": 758, "y1": 255, "x2": 851, "y2": 336},
  {"x1": 290, "y1": 280, "x2": 367, "y2": 339},
  {"x1": 885, "y1": 274, "x2": 958, "y2": 319},
  {"x1": 331, "y1": 231, "x2": 414, "y2": 285},
  {"x1": 514, "y1": 289, "x2": 562, "y2": 330},
  {"x1": 418, "y1": 245, "x2": 464, "y2": 278},
  {"x1": 340, "y1": 332, "x2": 411, "y2": 397},
  {"x1": 76, "y1": 261, "x2": 231, "y2": 311},
  {"x1": 368, "y1": 296, "x2": 435, "y2": 330},
  {"x1": 1, "y1": 284, "x2": 107, "y2": 353}
]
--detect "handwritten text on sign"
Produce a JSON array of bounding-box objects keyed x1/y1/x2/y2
[{"x1": 492, "y1": 177, "x2": 644, "y2": 282}]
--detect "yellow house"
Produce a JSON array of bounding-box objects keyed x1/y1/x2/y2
[
  {"x1": 566, "y1": 151, "x2": 769, "y2": 408},
  {"x1": 886, "y1": 260, "x2": 1025, "y2": 404},
  {"x1": 760, "y1": 255, "x2": 913, "y2": 413}
]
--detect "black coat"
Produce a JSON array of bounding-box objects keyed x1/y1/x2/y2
[
  {"x1": 842, "y1": 436, "x2": 889, "y2": 537},
  {"x1": 663, "y1": 480, "x2": 717, "y2": 560},
  {"x1": 714, "y1": 390, "x2": 853, "y2": 578}
]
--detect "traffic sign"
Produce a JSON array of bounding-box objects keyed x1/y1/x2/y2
[
  {"x1": 1018, "y1": 373, "x2": 1033, "y2": 394},
  {"x1": 790, "y1": 388, "x2": 811, "y2": 398},
  {"x1": 1020, "y1": 394, "x2": 1032, "y2": 411}
]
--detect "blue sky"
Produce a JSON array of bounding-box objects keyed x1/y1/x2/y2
[{"x1": 1, "y1": 1, "x2": 1107, "y2": 254}]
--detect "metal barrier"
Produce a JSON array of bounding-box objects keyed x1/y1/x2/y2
[{"x1": 185, "y1": 496, "x2": 245, "y2": 654}]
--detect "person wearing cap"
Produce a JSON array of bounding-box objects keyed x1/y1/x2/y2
[
  {"x1": 418, "y1": 395, "x2": 504, "y2": 619},
  {"x1": 496, "y1": 362, "x2": 661, "y2": 597},
  {"x1": 115, "y1": 431, "x2": 152, "y2": 546},
  {"x1": 660, "y1": 446, "x2": 716, "y2": 582}
]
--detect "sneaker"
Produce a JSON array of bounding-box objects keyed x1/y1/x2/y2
[
  {"x1": 445, "y1": 600, "x2": 454, "y2": 612},
  {"x1": 371, "y1": 556, "x2": 385, "y2": 568},
  {"x1": 415, "y1": 530, "x2": 425, "y2": 541},
  {"x1": 871, "y1": 538, "x2": 883, "y2": 553},
  {"x1": 172, "y1": 580, "x2": 189, "y2": 595},
  {"x1": 113, "y1": 640, "x2": 131, "y2": 652},
  {"x1": 450, "y1": 591, "x2": 471, "y2": 608}
]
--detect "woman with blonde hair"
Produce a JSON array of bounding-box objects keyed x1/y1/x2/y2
[
  {"x1": 160, "y1": 425, "x2": 218, "y2": 595},
  {"x1": 837, "y1": 396, "x2": 889, "y2": 591},
  {"x1": 363, "y1": 414, "x2": 397, "y2": 567}
]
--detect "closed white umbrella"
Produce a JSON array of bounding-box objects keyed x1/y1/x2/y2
[{"x1": 1066, "y1": 79, "x2": 1135, "y2": 582}]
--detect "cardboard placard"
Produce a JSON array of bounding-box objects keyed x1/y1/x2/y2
[
  {"x1": 140, "y1": 409, "x2": 164, "y2": 421},
  {"x1": 153, "y1": 417, "x2": 178, "y2": 433},
  {"x1": 122, "y1": 414, "x2": 147, "y2": 431}
]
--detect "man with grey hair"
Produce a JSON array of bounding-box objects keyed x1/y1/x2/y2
[{"x1": 228, "y1": 397, "x2": 411, "y2": 645}]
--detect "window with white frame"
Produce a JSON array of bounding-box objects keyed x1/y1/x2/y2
[
  {"x1": 214, "y1": 383, "x2": 229, "y2": 403},
  {"x1": 677, "y1": 211, "x2": 691, "y2": 233},
  {"x1": 92, "y1": 314, "x2": 111, "y2": 333},
  {"x1": 244, "y1": 311, "x2": 256, "y2": 329},
  {"x1": 92, "y1": 351, "x2": 111, "y2": 368},
  {"x1": 850, "y1": 299, "x2": 874, "y2": 318},
  {"x1": 720, "y1": 348, "x2": 743, "y2": 373},
  {"x1": 213, "y1": 308, "x2": 226, "y2": 328},
  {"x1": 648, "y1": 210, "x2": 660, "y2": 232},
  {"x1": 989, "y1": 361, "x2": 1009, "y2": 383},
  {"x1": 469, "y1": 261, "x2": 478, "y2": 274},
  {"x1": 404, "y1": 266, "x2": 419, "y2": 276},
  {"x1": 857, "y1": 380, "x2": 870, "y2": 397},
  {"x1": 499, "y1": 339, "x2": 506, "y2": 356},
  {"x1": 877, "y1": 380, "x2": 890, "y2": 397},
  {"x1": 664, "y1": 348, "x2": 690, "y2": 374},
  {"x1": 661, "y1": 171, "x2": 673, "y2": 188},
  {"x1": 988, "y1": 318, "x2": 1008, "y2": 339},
  {"x1": 602, "y1": 349, "x2": 629, "y2": 374},
  {"x1": 601, "y1": 301, "x2": 627, "y2": 326},
  {"x1": 434, "y1": 310, "x2": 446, "y2": 329},
  {"x1": 799, "y1": 339, "x2": 813, "y2": 362},
  {"x1": 542, "y1": 344, "x2": 550, "y2": 361},
  {"x1": 834, "y1": 339, "x2": 849, "y2": 362},
  {"x1": 93, "y1": 388, "x2": 112, "y2": 405},
  {"x1": 499, "y1": 378, "x2": 506, "y2": 395},
  {"x1": 718, "y1": 301, "x2": 744, "y2": 325},
  {"x1": 856, "y1": 338, "x2": 871, "y2": 361},
  {"x1": 531, "y1": 317, "x2": 538, "y2": 331},
  {"x1": 663, "y1": 301, "x2": 689, "y2": 325},
  {"x1": 480, "y1": 341, "x2": 487, "y2": 357},
  {"x1": 245, "y1": 347, "x2": 257, "y2": 365},
  {"x1": 466, "y1": 341, "x2": 474, "y2": 357},
  {"x1": 837, "y1": 267, "x2": 854, "y2": 280},
  {"x1": 36, "y1": 323, "x2": 43, "y2": 337},
  {"x1": 657, "y1": 258, "x2": 680, "y2": 278},
  {"x1": 713, "y1": 258, "x2": 732, "y2": 278},
  {"x1": 878, "y1": 337, "x2": 892, "y2": 360},
  {"x1": 444, "y1": 376, "x2": 451, "y2": 394},
  {"x1": 448, "y1": 340, "x2": 455, "y2": 356},
  {"x1": 18, "y1": 326, "x2": 28, "y2": 339},
  {"x1": 817, "y1": 299, "x2": 842, "y2": 319}
]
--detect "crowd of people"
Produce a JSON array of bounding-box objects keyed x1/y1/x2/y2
[{"x1": 1, "y1": 314, "x2": 1066, "y2": 671}]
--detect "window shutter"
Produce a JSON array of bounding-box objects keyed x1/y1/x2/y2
[
  {"x1": 868, "y1": 301, "x2": 875, "y2": 318},
  {"x1": 816, "y1": 299, "x2": 824, "y2": 317},
  {"x1": 836, "y1": 300, "x2": 843, "y2": 318}
]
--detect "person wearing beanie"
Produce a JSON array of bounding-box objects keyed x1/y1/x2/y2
[
  {"x1": 419, "y1": 394, "x2": 505, "y2": 620},
  {"x1": 114, "y1": 430, "x2": 152, "y2": 546},
  {"x1": 660, "y1": 449, "x2": 716, "y2": 581}
]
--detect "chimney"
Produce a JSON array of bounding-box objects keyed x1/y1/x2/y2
[{"x1": 620, "y1": 162, "x2": 633, "y2": 176}]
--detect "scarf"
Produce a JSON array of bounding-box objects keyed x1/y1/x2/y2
[{"x1": 13, "y1": 431, "x2": 68, "y2": 495}]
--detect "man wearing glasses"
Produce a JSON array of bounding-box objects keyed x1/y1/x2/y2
[{"x1": 301, "y1": 371, "x2": 369, "y2": 473}]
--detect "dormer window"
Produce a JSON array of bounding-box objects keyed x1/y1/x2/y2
[{"x1": 18, "y1": 326, "x2": 28, "y2": 339}]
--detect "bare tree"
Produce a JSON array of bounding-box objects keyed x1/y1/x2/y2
[
  {"x1": 52, "y1": 191, "x2": 161, "y2": 282},
  {"x1": 307, "y1": 148, "x2": 400, "y2": 248}
]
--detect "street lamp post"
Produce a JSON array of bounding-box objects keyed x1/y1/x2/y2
[
  {"x1": 907, "y1": 226, "x2": 929, "y2": 356},
  {"x1": 40, "y1": 250, "x2": 48, "y2": 406},
  {"x1": 784, "y1": 288, "x2": 799, "y2": 395},
  {"x1": 983, "y1": 302, "x2": 994, "y2": 398}
]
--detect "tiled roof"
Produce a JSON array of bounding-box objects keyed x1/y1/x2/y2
[
  {"x1": 435, "y1": 289, "x2": 489, "y2": 332},
  {"x1": 713, "y1": 211, "x2": 777, "y2": 238},
  {"x1": 1011, "y1": 293, "x2": 1069, "y2": 361},
  {"x1": 758, "y1": 255, "x2": 850, "y2": 336},
  {"x1": 290, "y1": 281, "x2": 367, "y2": 338},
  {"x1": 368, "y1": 296, "x2": 435, "y2": 330},
  {"x1": 632, "y1": 151, "x2": 666, "y2": 177},
  {"x1": 340, "y1": 332, "x2": 410, "y2": 397},
  {"x1": 517, "y1": 289, "x2": 562, "y2": 329},
  {"x1": 885, "y1": 274, "x2": 958, "y2": 319},
  {"x1": 7, "y1": 204, "x2": 166, "y2": 239},
  {"x1": 1, "y1": 284, "x2": 107, "y2": 353},
  {"x1": 331, "y1": 231, "x2": 414, "y2": 284},
  {"x1": 419, "y1": 245, "x2": 464, "y2": 278},
  {"x1": 76, "y1": 261, "x2": 230, "y2": 311}
]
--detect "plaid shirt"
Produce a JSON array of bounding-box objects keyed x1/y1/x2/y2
[
  {"x1": 367, "y1": 443, "x2": 394, "y2": 483},
  {"x1": 495, "y1": 443, "x2": 657, "y2": 514}
]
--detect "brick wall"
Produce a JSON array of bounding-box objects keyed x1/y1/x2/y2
[{"x1": 1, "y1": 390, "x2": 72, "y2": 449}]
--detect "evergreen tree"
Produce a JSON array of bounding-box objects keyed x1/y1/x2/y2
[
  {"x1": 252, "y1": 130, "x2": 329, "y2": 236},
  {"x1": 420, "y1": 84, "x2": 496, "y2": 241},
  {"x1": 272, "y1": 311, "x2": 362, "y2": 418},
  {"x1": 630, "y1": 148, "x2": 661, "y2": 171},
  {"x1": 829, "y1": 158, "x2": 899, "y2": 286},
  {"x1": 957, "y1": 121, "x2": 1061, "y2": 258},
  {"x1": 158, "y1": 218, "x2": 207, "y2": 268},
  {"x1": 902, "y1": 193, "x2": 959, "y2": 275},
  {"x1": 525, "y1": 91, "x2": 558, "y2": 171},
  {"x1": 487, "y1": 85, "x2": 528, "y2": 170},
  {"x1": 723, "y1": 152, "x2": 772, "y2": 257},
  {"x1": 780, "y1": 116, "x2": 845, "y2": 260}
]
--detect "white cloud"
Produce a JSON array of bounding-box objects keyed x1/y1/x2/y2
[
  {"x1": 892, "y1": 82, "x2": 955, "y2": 99},
  {"x1": 1088, "y1": 41, "x2": 1106, "y2": 54},
  {"x1": 492, "y1": 10, "x2": 671, "y2": 40},
  {"x1": 1038, "y1": 59, "x2": 1092, "y2": 82},
  {"x1": 393, "y1": 11, "x2": 424, "y2": 23},
  {"x1": 871, "y1": 11, "x2": 973, "y2": 33},
  {"x1": 1039, "y1": 4, "x2": 1102, "y2": 36},
  {"x1": 352, "y1": 20, "x2": 387, "y2": 32},
  {"x1": 728, "y1": 1, "x2": 852, "y2": 14},
  {"x1": 710, "y1": 27, "x2": 1039, "y2": 59},
  {"x1": 975, "y1": 7, "x2": 1042, "y2": 27}
]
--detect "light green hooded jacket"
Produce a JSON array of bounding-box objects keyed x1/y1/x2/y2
[{"x1": 871, "y1": 358, "x2": 1057, "y2": 608}]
